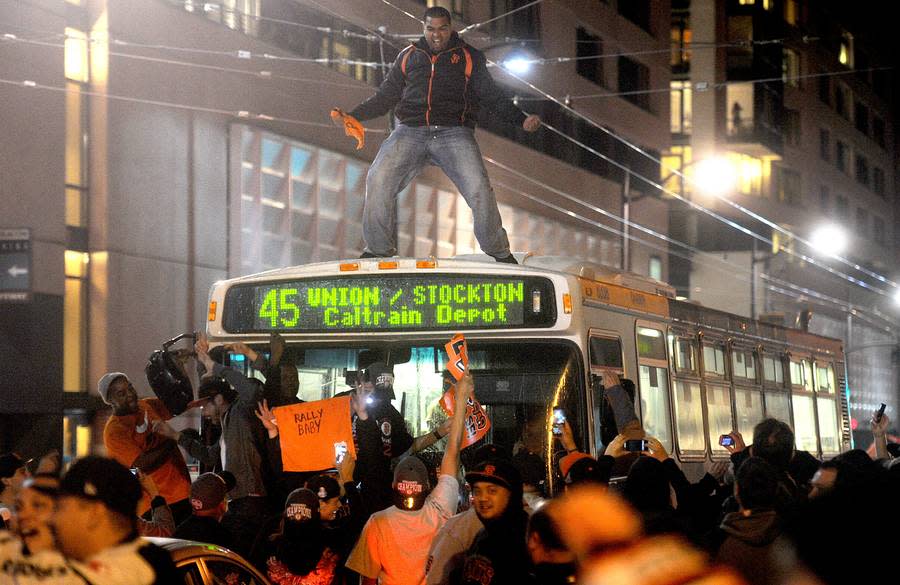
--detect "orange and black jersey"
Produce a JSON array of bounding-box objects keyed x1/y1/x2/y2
[{"x1": 348, "y1": 32, "x2": 527, "y2": 129}]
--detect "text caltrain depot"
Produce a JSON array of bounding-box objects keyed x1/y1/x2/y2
[{"x1": 222, "y1": 274, "x2": 557, "y2": 333}]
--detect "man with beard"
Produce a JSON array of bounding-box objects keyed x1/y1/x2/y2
[
  {"x1": 99, "y1": 372, "x2": 192, "y2": 525},
  {"x1": 332, "y1": 6, "x2": 540, "y2": 263},
  {"x1": 459, "y1": 458, "x2": 531, "y2": 585}
]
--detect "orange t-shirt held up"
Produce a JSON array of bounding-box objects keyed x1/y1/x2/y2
[{"x1": 103, "y1": 398, "x2": 191, "y2": 515}]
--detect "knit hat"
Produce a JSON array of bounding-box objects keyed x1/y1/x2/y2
[
  {"x1": 190, "y1": 472, "x2": 233, "y2": 512},
  {"x1": 393, "y1": 456, "x2": 430, "y2": 510},
  {"x1": 465, "y1": 458, "x2": 522, "y2": 492},
  {"x1": 97, "y1": 372, "x2": 128, "y2": 404},
  {"x1": 284, "y1": 488, "x2": 319, "y2": 524},
  {"x1": 59, "y1": 456, "x2": 142, "y2": 519},
  {"x1": 0, "y1": 453, "x2": 29, "y2": 480},
  {"x1": 306, "y1": 474, "x2": 341, "y2": 501}
]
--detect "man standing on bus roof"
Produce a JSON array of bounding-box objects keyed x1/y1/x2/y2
[{"x1": 331, "y1": 6, "x2": 541, "y2": 263}]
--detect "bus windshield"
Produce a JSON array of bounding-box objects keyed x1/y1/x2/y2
[{"x1": 228, "y1": 339, "x2": 586, "y2": 492}]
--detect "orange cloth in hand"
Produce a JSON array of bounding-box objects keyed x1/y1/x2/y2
[{"x1": 330, "y1": 108, "x2": 365, "y2": 150}]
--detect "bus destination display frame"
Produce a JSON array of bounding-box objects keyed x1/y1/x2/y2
[{"x1": 222, "y1": 273, "x2": 558, "y2": 334}]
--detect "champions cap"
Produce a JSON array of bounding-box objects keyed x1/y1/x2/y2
[
  {"x1": 284, "y1": 488, "x2": 320, "y2": 524},
  {"x1": 393, "y1": 456, "x2": 430, "y2": 510},
  {"x1": 186, "y1": 376, "x2": 233, "y2": 410},
  {"x1": 363, "y1": 362, "x2": 395, "y2": 399}
]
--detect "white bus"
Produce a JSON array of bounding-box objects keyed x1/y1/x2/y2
[{"x1": 205, "y1": 255, "x2": 851, "y2": 488}]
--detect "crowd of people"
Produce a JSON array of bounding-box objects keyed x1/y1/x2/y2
[{"x1": 1, "y1": 336, "x2": 898, "y2": 585}]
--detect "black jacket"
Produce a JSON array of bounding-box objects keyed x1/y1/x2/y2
[{"x1": 349, "y1": 33, "x2": 527, "y2": 129}]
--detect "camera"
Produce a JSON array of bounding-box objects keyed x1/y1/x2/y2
[
  {"x1": 719, "y1": 435, "x2": 734, "y2": 447},
  {"x1": 552, "y1": 406, "x2": 566, "y2": 435},
  {"x1": 624, "y1": 439, "x2": 648, "y2": 452}
]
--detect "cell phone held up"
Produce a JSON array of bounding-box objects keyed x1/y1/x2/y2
[
  {"x1": 552, "y1": 407, "x2": 566, "y2": 435},
  {"x1": 875, "y1": 403, "x2": 886, "y2": 423},
  {"x1": 719, "y1": 435, "x2": 734, "y2": 448},
  {"x1": 623, "y1": 439, "x2": 648, "y2": 452}
]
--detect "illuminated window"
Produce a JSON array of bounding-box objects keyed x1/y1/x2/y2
[
  {"x1": 64, "y1": 28, "x2": 89, "y2": 83},
  {"x1": 649, "y1": 256, "x2": 662, "y2": 281},
  {"x1": 670, "y1": 18, "x2": 692, "y2": 68},
  {"x1": 661, "y1": 145, "x2": 691, "y2": 196},
  {"x1": 673, "y1": 381, "x2": 705, "y2": 451},
  {"x1": 784, "y1": 0, "x2": 799, "y2": 26},
  {"x1": 732, "y1": 349, "x2": 757, "y2": 380},
  {"x1": 792, "y1": 394, "x2": 818, "y2": 452},
  {"x1": 670, "y1": 80, "x2": 692, "y2": 134},
  {"x1": 783, "y1": 48, "x2": 800, "y2": 87},
  {"x1": 725, "y1": 152, "x2": 763, "y2": 196},
  {"x1": 765, "y1": 392, "x2": 791, "y2": 425},
  {"x1": 735, "y1": 388, "x2": 765, "y2": 442},
  {"x1": 703, "y1": 342, "x2": 726, "y2": 377},
  {"x1": 726, "y1": 83, "x2": 753, "y2": 138},
  {"x1": 707, "y1": 384, "x2": 735, "y2": 454},
  {"x1": 64, "y1": 251, "x2": 89, "y2": 392},
  {"x1": 839, "y1": 34, "x2": 853, "y2": 67},
  {"x1": 640, "y1": 365, "x2": 672, "y2": 452}
]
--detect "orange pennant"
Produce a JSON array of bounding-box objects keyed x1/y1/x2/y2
[
  {"x1": 273, "y1": 395, "x2": 357, "y2": 472},
  {"x1": 444, "y1": 333, "x2": 469, "y2": 381}
]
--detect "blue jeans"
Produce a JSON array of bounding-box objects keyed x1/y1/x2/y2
[{"x1": 363, "y1": 123, "x2": 511, "y2": 258}]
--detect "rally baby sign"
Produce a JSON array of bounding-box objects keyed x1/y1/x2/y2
[{"x1": 273, "y1": 395, "x2": 357, "y2": 472}]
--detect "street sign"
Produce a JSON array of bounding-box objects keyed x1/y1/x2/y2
[{"x1": 0, "y1": 228, "x2": 32, "y2": 302}]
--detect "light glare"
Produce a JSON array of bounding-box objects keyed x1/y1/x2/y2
[
  {"x1": 503, "y1": 57, "x2": 532, "y2": 74},
  {"x1": 693, "y1": 157, "x2": 737, "y2": 197},
  {"x1": 809, "y1": 224, "x2": 847, "y2": 258}
]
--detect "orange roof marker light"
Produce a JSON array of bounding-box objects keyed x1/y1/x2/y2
[
  {"x1": 562, "y1": 293, "x2": 573, "y2": 314},
  {"x1": 339, "y1": 262, "x2": 360, "y2": 272},
  {"x1": 378, "y1": 261, "x2": 399, "y2": 270},
  {"x1": 416, "y1": 258, "x2": 437, "y2": 269},
  {"x1": 207, "y1": 300, "x2": 217, "y2": 322}
]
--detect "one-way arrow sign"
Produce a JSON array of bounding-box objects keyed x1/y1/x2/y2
[{"x1": 0, "y1": 228, "x2": 32, "y2": 302}]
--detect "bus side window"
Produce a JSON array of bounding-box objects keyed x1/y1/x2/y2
[
  {"x1": 589, "y1": 334, "x2": 624, "y2": 452},
  {"x1": 636, "y1": 326, "x2": 673, "y2": 453}
]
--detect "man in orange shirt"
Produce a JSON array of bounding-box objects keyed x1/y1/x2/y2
[{"x1": 99, "y1": 372, "x2": 192, "y2": 525}]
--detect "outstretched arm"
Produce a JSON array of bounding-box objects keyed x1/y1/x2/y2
[
  {"x1": 440, "y1": 371, "x2": 473, "y2": 478},
  {"x1": 347, "y1": 48, "x2": 409, "y2": 122}
]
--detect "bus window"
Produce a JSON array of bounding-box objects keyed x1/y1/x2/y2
[
  {"x1": 702, "y1": 342, "x2": 727, "y2": 378},
  {"x1": 734, "y1": 388, "x2": 764, "y2": 443},
  {"x1": 762, "y1": 354, "x2": 784, "y2": 386},
  {"x1": 637, "y1": 325, "x2": 671, "y2": 452},
  {"x1": 589, "y1": 336, "x2": 623, "y2": 371},
  {"x1": 791, "y1": 394, "x2": 818, "y2": 453},
  {"x1": 673, "y1": 381, "x2": 705, "y2": 452},
  {"x1": 764, "y1": 392, "x2": 792, "y2": 427},
  {"x1": 639, "y1": 365, "x2": 672, "y2": 453},
  {"x1": 731, "y1": 349, "x2": 756, "y2": 382},
  {"x1": 669, "y1": 335, "x2": 697, "y2": 374},
  {"x1": 707, "y1": 384, "x2": 735, "y2": 455},
  {"x1": 637, "y1": 327, "x2": 666, "y2": 360}
]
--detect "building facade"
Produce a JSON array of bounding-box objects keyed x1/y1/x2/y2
[
  {"x1": 664, "y1": 0, "x2": 898, "y2": 442},
  {"x1": 0, "y1": 0, "x2": 672, "y2": 458}
]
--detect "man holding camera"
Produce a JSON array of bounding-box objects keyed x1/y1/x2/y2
[{"x1": 351, "y1": 362, "x2": 450, "y2": 517}]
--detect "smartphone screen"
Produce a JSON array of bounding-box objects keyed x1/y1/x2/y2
[
  {"x1": 624, "y1": 439, "x2": 648, "y2": 452},
  {"x1": 719, "y1": 435, "x2": 734, "y2": 447},
  {"x1": 552, "y1": 407, "x2": 565, "y2": 435}
]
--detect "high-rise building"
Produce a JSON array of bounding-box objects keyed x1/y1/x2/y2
[{"x1": 664, "y1": 0, "x2": 898, "y2": 440}]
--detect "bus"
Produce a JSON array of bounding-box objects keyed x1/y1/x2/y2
[{"x1": 204, "y1": 254, "x2": 851, "y2": 489}]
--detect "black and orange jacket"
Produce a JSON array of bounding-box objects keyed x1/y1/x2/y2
[{"x1": 348, "y1": 32, "x2": 527, "y2": 129}]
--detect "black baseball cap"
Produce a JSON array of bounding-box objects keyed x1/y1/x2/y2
[
  {"x1": 59, "y1": 456, "x2": 142, "y2": 520},
  {"x1": 0, "y1": 453, "x2": 29, "y2": 479}
]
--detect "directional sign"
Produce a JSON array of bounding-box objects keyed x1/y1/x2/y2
[{"x1": 0, "y1": 228, "x2": 32, "y2": 302}]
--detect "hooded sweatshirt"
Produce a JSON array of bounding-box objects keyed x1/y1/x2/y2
[
  {"x1": 715, "y1": 510, "x2": 785, "y2": 585},
  {"x1": 459, "y1": 482, "x2": 532, "y2": 585}
]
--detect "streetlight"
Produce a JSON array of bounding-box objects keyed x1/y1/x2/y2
[
  {"x1": 893, "y1": 288, "x2": 900, "y2": 306},
  {"x1": 693, "y1": 157, "x2": 738, "y2": 198},
  {"x1": 502, "y1": 55, "x2": 533, "y2": 74},
  {"x1": 809, "y1": 224, "x2": 848, "y2": 258}
]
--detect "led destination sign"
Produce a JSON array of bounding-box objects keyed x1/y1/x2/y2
[{"x1": 223, "y1": 274, "x2": 557, "y2": 333}]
